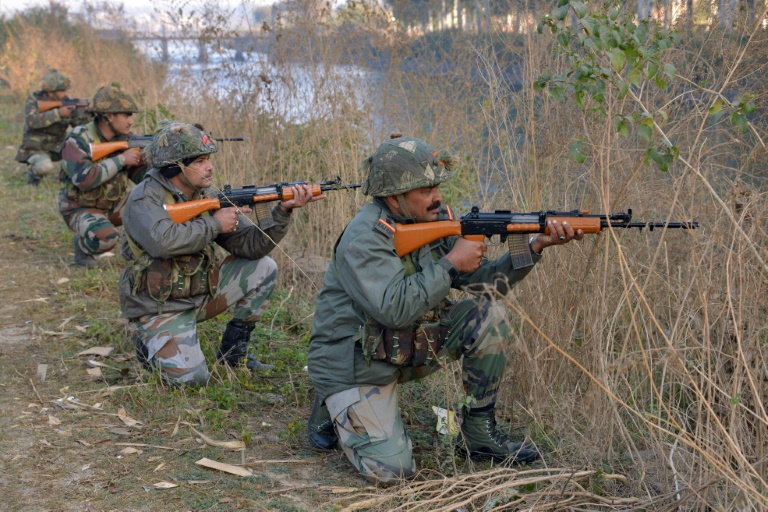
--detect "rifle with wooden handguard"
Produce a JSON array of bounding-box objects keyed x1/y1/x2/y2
[
  {"x1": 37, "y1": 98, "x2": 90, "y2": 113},
  {"x1": 164, "y1": 177, "x2": 362, "y2": 227},
  {"x1": 89, "y1": 135, "x2": 244, "y2": 161},
  {"x1": 394, "y1": 206, "x2": 699, "y2": 269}
]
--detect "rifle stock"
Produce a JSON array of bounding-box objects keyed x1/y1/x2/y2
[
  {"x1": 37, "y1": 98, "x2": 90, "y2": 113},
  {"x1": 90, "y1": 141, "x2": 131, "y2": 161}
]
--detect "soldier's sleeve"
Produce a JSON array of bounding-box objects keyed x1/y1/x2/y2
[
  {"x1": 25, "y1": 100, "x2": 62, "y2": 130},
  {"x1": 60, "y1": 132, "x2": 128, "y2": 192},
  {"x1": 335, "y1": 218, "x2": 452, "y2": 329},
  {"x1": 124, "y1": 182, "x2": 221, "y2": 260},
  {"x1": 218, "y1": 205, "x2": 292, "y2": 259},
  {"x1": 453, "y1": 246, "x2": 543, "y2": 295}
]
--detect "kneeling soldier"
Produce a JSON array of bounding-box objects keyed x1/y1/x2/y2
[{"x1": 119, "y1": 122, "x2": 323, "y2": 385}]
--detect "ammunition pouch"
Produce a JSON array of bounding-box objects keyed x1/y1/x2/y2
[
  {"x1": 360, "y1": 301, "x2": 453, "y2": 367},
  {"x1": 69, "y1": 171, "x2": 131, "y2": 211}
]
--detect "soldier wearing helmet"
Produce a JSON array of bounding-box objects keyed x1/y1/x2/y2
[
  {"x1": 57, "y1": 83, "x2": 146, "y2": 268},
  {"x1": 15, "y1": 69, "x2": 90, "y2": 185},
  {"x1": 118, "y1": 122, "x2": 324, "y2": 386},
  {"x1": 306, "y1": 134, "x2": 583, "y2": 484}
]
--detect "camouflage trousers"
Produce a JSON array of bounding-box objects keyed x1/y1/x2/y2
[
  {"x1": 27, "y1": 153, "x2": 59, "y2": 179},
  {"x1": 61, "y1": 184, "x2": 132, "y2": 256},
  {"x1": 327, "y1": 298, "x2": 509, "y2": 484},
  {"x1": 130, "y1": 255, "x2": 278, "y2": 385}
]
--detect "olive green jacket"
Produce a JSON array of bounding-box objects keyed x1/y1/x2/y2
[
  {"x1": 307, "y1": 198, "x2": 542, "y2": 400},
  {"x1": 118, "y1": 169, "x2": 292, "y2": 319}
]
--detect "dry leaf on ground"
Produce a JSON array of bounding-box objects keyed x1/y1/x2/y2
[
  {"x1": 117, "y1": 407, "x2": 142, "y2": 427},
  {"x1": 195, "y1": 457, "x2": 253, "y2": 477},
  {"x1": 36, "y1": 364, "x2": 47, "y2": 382},
  {"x1": 189, "y1": 426, "x2": 245, "y2": 450},
  {"x1": 77, "y1": 347, "x2": 113, "y2": 357}
]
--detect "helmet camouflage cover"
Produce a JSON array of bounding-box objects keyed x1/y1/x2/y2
[
  {"x1": 91, "y1": 83, "x2": 138, "y2": 113},
  {"x1": 361, "y1": 136, "x2": 454, "y2": 197},
  {"x1": 145, "y1": 122, "x2": 219, "y2": 169},
  {"x1": 40, "y1": 70, "x2": 71, "y2": 92}
]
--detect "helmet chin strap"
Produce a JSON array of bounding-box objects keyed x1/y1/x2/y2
[
  {"x1": 395, "y1": 194, "x2": 413, "y2": 219},
  {"x1": 179, "y1": 162, "x2": 201, "y2": 196}
]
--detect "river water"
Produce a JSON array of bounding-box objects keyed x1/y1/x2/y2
[{"x1": 134, "y1": 38, "x2": 379, "y2": 126}]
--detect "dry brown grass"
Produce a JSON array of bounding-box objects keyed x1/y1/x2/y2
[{"x1": 1, "y1": 1, "x2": 766, "y2": 509}]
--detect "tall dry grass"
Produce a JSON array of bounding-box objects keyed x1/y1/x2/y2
[{"x1": 2, "y1": 0, "x2": 766, "y2": 508}]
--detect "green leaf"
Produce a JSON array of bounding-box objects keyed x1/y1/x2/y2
[
  {"x1": 555, "y1": 5, "x2": 570, "y2": 21},
  {"x1": 557, "y1": 32, "x2": 571, "y2": 47},
  {"x1": 628, "y1": 67, "x2": 642, "y2": 87},
  {"x1": 581, "y1": 19, "x2": 596, "y2": 36},
  {"x1": 614, "y1": 117, "x2": 630, "y2": 137},
  {"x1": 575, "y1": 89, "x2": 586, "y2": 108},
  {"x1": 659, "y1": 110, "x2": 668, "y2": 122},
  {"x1": 607, "y1": 48, "x2": 626, "y2": 72},
  {"x1": 709, "y1": 99, "x2": 723, "y2": 116},
  {"x1": 550, "y1": 86, "x2": 567, "y2": 101},
  {"x1": 731, "y1": 112, "x2": 748, "y2": 132},
  {"x1": 655, "y1": 77, "x2": 667, "y2": 89},
  {"x1": 638, "y1": 124, "x2": 653, "y2": 142},
  {"x1": 571, "y1": 0, "x2": 588, "y2": 18},
  {"x1": 663, "y1": 63, "x2": 676, "y2": 80},
  {"x1": 644, "y1": 61, "x2": 659, "y2": 79},
  {"x1": 569, "y1": 140, "x2": 587, "y2": 163},
  {"x1": 617, "y1": 80, "x2": 629, "y2": 99},
  {"x1": 744, "y1": 101, "x2": 756, "y2": 115},
  {"x1": 609, "y1": 7, "x2": 619, "y2": 20}
]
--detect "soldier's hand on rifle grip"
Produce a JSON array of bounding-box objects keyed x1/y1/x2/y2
[
  {"x1": 445, "y1": 237, "x2": 488, "y2": 273},
  {"x1": 279, "y1": 184, "x2": 326, "y2": 213},
  {"x1": 532, "y1": 220, "x2": 584, "y2": 253},
  {"x1": 214, "y1": 207, "x2": 244, "y2": 234},
  {"x1": 58, "y1": 105, "x2": 75, "y2": 118},
  {"x1": 121, "y1": 147, "x2": 143, "y2": 167}
]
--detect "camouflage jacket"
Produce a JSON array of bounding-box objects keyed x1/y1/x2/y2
[
  {"x1": 118, "y1": 168, "x2": 293, "y2": 319},
  {"x1": 307, "y1": 197, "x2": 543, "y2": 401},
  {"x1": 15, "y1": 90, "x2": 90, "y2": 163},
  {"x1": 58, "y1": 122, "x2": 147, "y2": 214}
]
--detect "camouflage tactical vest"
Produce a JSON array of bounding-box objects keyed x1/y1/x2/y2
[{"x1": 125, "y1": 190, "x2": 220, "y2": 314}]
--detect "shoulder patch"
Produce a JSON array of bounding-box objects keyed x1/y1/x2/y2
[{"x1": 374, "y1": 216, "x2": 395, "y2": 237}]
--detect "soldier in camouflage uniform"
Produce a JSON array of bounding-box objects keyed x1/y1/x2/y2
[
  {"x1": 118, "y1": 122, "x2": 324, "y2": 385},
  {"x1": 306, "y1": 134, "x2": 584, "y2": 484},
  {"x1": 58, "y1": 84, "x2": 147, "y2": 267},
  {"x1": 15, "y1": 70, "x2": 90, "y2": 186}
]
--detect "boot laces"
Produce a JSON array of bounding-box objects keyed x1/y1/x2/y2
[{"x1": 485, "y1": 417, "x2": 511, "y2": 448}]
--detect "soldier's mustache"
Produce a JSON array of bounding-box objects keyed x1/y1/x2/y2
[{"x1": 427, "y1": 201, "x2": 441, "y2": 212}]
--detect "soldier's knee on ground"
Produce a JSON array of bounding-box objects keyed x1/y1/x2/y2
[{"x1": 28, "y1": 154, "x2": 56, "y2": 177}]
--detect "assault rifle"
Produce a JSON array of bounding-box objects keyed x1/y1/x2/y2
[
  {"x1": 394, "y1": 207, "x2": 699, "y2": 268},
  {"x1": 89, "y1": 136, "x2": 245, "y2": 161},
  {"x1": 164, "y1": 177, "x2": 362, "y2": 226},
  {"x1": 37, "y1": 98, "x2": 90, "y2": 113}
]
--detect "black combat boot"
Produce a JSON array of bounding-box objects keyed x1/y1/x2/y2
[
  {"x1": 307, "y1": 394, "x2": 338, "y2": 451},
  {"x1": 216, "y1": 319, "x2": 275, "y2": 371},
  {"x1": 73, "y1": 238, "x2": 96, "y2": 268},
  {"x1": 459, "y1": 407, "x2": 540, "y2": 464},
  {"x1": 133, "y1": 331, "x2": 152, "y2": 371},
  {"x1": 26, "y1": 169, "x2": 40, "y2": 186}
]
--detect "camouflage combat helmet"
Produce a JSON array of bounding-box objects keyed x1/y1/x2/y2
[
  {"x1": 40, "y1": 69, "x2": 71, "y2": 92},
  {"x1": 361, "y1": 135, "x2": 454, "y2": 197},
  {"x1": 145, "y1": 122, "x2": 218, "y2": 169},
  {"x1": 91, "y1": 83, "x2": 138, "y2": 114}
]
